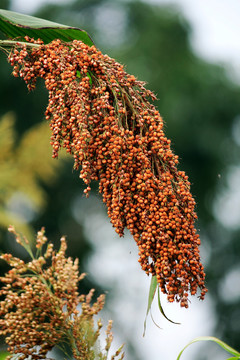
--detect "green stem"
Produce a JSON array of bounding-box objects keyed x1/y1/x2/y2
[{"x1": 0, "y1": 39, "x2": 40, "y2": 52}]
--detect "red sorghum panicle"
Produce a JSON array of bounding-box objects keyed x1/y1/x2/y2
[
  {"x1": 8, "y1": 37, "x2": 207, "y2": 307},
  {"x1": 0, "y1": 226, "x2": 124, "y2": 360}
]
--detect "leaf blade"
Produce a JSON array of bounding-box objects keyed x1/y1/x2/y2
[
  {"x1": 143, "y1": 275, "x2": 158, "y2": 337},
  {"x1": 0, "y1": 9, "x2": 94, "y2": 46}
]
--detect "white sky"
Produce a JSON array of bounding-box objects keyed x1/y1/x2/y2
[
  {"x1": 9, "y1": 1, "x2": 240, "y2": 359},
  {"x1": 150, "y1": 0, "x2": 240, "y2": 72}
]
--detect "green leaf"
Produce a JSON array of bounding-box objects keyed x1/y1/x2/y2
[
  {"x1": 0, "y1": 9, "x2": 94, "y2": 46},
  {"x1": 157, "y1": 286, "x2": 180, "y2": 325},
  {"x1": 143, "y1": 275, "x2": 158, "y2": 336},
  {"x1": 177, "y1": 337, "x2": 240, "y2": 360},
  {"x1": 143, "y1": 276, "x2": 180, "y2": 336}
]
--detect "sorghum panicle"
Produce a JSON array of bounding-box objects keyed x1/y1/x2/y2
[{"x1": 8, "y1": 37, "x2": 207, "y2": 307}]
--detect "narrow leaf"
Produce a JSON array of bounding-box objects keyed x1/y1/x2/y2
[
  {"x1": 0, "y1": 9, "x2": 94, "y2": 46},
  {"x1": 177, "y1": 337, "x2": 240, "y2": 360},
  {"x1": 143, "y1": 275, "x2": 158, "y2": 336},
  {"x1": 157, "y1": 287, "x2": 180, "y2": 325}
]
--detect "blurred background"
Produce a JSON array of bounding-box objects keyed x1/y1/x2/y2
[{"x1": 0, "y1": 0, "x2": 240, "y2": 359}]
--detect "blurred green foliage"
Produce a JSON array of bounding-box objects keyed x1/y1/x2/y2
[
  {"x1": 0, "y1": 352, "x2": 8, "y2": 359},
  {"x1": 0, "y1": 112, "x2": 61, "y2": 239},
  {"x1": 0, "y1": 0, "x2": 240, "y2": 359}
]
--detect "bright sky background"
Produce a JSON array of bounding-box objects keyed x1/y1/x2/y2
[
  {"x1": 151, "y1": 0, "x2": 240, "y2": 77},
  {"x1": 9, "y1": 1, "x2": 240, "y2": 359}
]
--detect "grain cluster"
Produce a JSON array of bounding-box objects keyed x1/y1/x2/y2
[{"x1": 9, "y1": 38, "x2": 207, "y2": 307}]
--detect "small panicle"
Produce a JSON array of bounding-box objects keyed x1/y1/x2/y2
[
  {"x1": 8, "y1": 225, "x2": 29, "y2": 246},
  {"x1": 36, "y1": 227, "x2": 48, "y2": 249},
  {"x1": 0, "y1": 228, "x2": 124, "y2": 360},
  {"x1": 9, "y1": 38, "x2": 207, "y2": 307}
]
